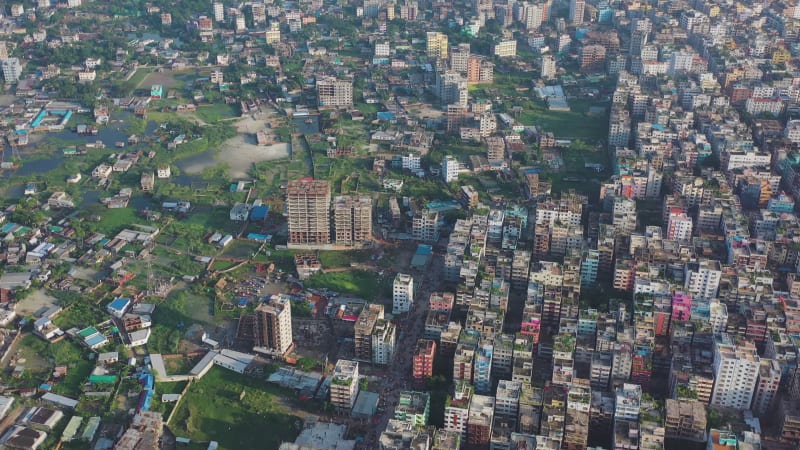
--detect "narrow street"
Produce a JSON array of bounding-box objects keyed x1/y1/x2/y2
[{"x1": 365, "y1": 256, "x2": 443, "y2": 446}]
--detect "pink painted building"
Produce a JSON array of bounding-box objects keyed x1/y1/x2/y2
[
  {"x1": 428, "y1": 292, "x2": 455, "y2": 314},
  {"x1": 671, "y1": 291, "x2": 692, "y2": 324}
]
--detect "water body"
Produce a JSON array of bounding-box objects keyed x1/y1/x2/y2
[
  {"x1": 292, "y1": 115, "x2": 320, "y2": 134},
  {"x1": 175, "y1": 148, "x2": 217, "y2": 175}
]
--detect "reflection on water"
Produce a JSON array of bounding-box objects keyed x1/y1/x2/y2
[{"x1": 175, "y1": 148, "x2": 217, "y2": 175}]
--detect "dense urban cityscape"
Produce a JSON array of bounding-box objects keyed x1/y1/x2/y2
[{"x1": 0, "y1": 0, "x2": 794, "y2": 448}]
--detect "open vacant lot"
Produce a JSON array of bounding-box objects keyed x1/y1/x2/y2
[{"x1": 168, "y1": 367, "x2": 300, "y2": 449}]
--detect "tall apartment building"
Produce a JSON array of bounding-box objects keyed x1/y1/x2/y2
[
  {"x1": 330, "y1": 359, "x2": 359, "y2": 411},
  {"x1": 454, "y1": 344, "x2": 475, "y2": 383},
  {"x1": 468, "y1": 394, "x2": 495, "y2": 447},
  {"x1": 466, "y1": 56, "x2": 493, "y2": 83},
  {"x1": 569, "y1": 0, "x2": 585, "y2": 25},
  {"x1": 666, "y1": 208, "x2": 693, "y2": 241},
  {"x1": 450, "y1": 43, "x2": 471, "y2": 73},
  {"x1": 413, "y1": 210, "x2": 440, "y2": 242},
  {"x1": 443, "y1": 155, "x2": 460, "y2": 182},
  {"x1": 495, "y1": 380, "x2": 522, "y2": 421},
  {"x1": 254, "y1": 296, "x2": 293, "y2": 355},
  {"x1": 540, "y1": 54, "x2": 557, "y2": 79},
  {"x1": 412, "y1": 339, "x2": 436, "y2": 386},
  {"x1": 752, "y1": 359, "x2": 781, "y2": 417},
  {"x1": 394, "y1": 391, "x2": 431, "y2": 427},
  {"x1": 684, "y1": 259, "x2": 721, "y2": 299},
  {"x1": 333, "y1": 195, "x2": 372, "y2": 245},
  {"x1": 2, "y1": 58, "x2": 22, "y2": 83},
  {"x1": 393, "y1": 273, "x2": 414, "y2": 315},
  {"x1": 354, "y1": 304, "x2": 384, "y2": 362},
  {"x1": 212, "y1": 2, "x2": 224, "y2": 22},
  {"x1": 445, "y1": 382, "x2": 474, "y2": 438},
  {"x1": 711, "y1": 336, "x2": 760, "y2": 410},
  {"x1": 372, "y1": 319, "x2": 396, "y2": 366},
  {"x1": 565, "y1": 380, "x2": 591, "y2": 449},
  {"x1": 665, "y1": 399, "x2": 707, "y2": 442},
  {"x1": 427, "y1": 32, "x2": 449, "y2": 60},
  {"x1": 473, "y1": 343, "x2": 493, "y2": 394},
  {"x1": 287, "y1": 179, "x2": 331, "y2": 245},
  {"x1": 492, "y1": 40, "x2": 517, "y2": 58},
  {"x1": 316, "y1": 77, "x2": 353, "y2": 107}
]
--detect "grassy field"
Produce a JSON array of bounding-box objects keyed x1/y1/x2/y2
[
  {"x1": 195, "y1": 104, "x2": 240, "y2": 123},
  {"x1": 515, "y1": 99, "x2": 608, "y2": 141},
  {"x1": 18, "y1": 337, "x2": 92, "y2": 397},
  {"x1": 86, "y1": 206, "x2": 142, "y2": 236},
  {"x1": 303, "y1": 269, "x2": 392, "y2": 301},
  {"x1": 168, "y1": 367, "x2": 300, "y2": 449},
  {"x1": 52, "y1": 302, "x2": 107, "y2": 330}
]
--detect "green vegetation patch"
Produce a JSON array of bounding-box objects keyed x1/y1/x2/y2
[
  {"x1": 168, "y1": 367, "x2": 300, "y2": 449},
  {"x1": 304, "y1": 269, "x2": 392, "y2": 301}
]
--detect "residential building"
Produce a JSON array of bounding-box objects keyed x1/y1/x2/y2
[
  {"x1": 443, "y1": 156, "x2": 460, "y2": 182},
  {"x1": 412, "y1": 339, "x2": 436, "y2": 386},
  {"x1": 330, "y1": 360, "x2": 359, "y2": 411},
  {"x1": 541, "y1": 54, "x2": 556, "y2": 79},
  {"x1": 684, "y1": 260, "x2": 721, "y2": 299},
  {"x1": 395, "y1": 391, "x2": 431, "y2": 427},
  {"x1": 664, "y1": 399, "x2": 707, "y2": 442},
  {"x1": 316, "y1": 77, "x2": 353, "y2": 107},
  {"x1": 711, "y1": 335, "x2": 759, "y2": 410},
  {"x1": 569, "y1": 0, "x2": 585, "y2": 25},
  {"x1": 413, "y1": 210, "x2": 440, "y2": 242},
  {"x1": 427, "y1": 32, "x2": 449, "y2": 60},
  {"x1": 492, "y1": 40, "x2": 517, "y2": 58},
  {"x1": 254, "y1": 296, "x2": 293, "y2": 355},
  {"x1": 354, "y1": 304, "x2": 383, "y2": 362},
  {"x1": 372, "y1": 319, "x2": 396, "y2": 366},
  {"x1": 468, "y1": 394, "x2": 495, "y2": 447},
  {"x1": 445, "y1": 382, "x2": 474, "y2": 438},
  {"x1": 2, "y1": 58, "x2": 23, "y2": 83},
  {"x1": 393, "y1": 273, "x2": 414, "y2": 315},
  {"x1": 752, "y1": 359, "x2": 781, "y2": 417}
]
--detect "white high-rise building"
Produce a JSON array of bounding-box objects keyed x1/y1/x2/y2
[
  {"x1": 213, "y1": 2, "x2": 224, "y2": 22},
  {"x1": 255, "y1": 296, "x2": 293, "y2": 355},
  {"x1": 569, "y1": 0, "x2": 585, "y2": 25},
  {"x1": 444, "y1": 382, "x2": 473, "y2": 438},
  {"x1": 330, "y1": 360, "x2": 360, "y2": 410},
  {"x1": 443, "y1": 156, "x2": 460, "y2": 182},
  {"x1": 615, "y1": 383, "x2": 641, "y2": 421},
  {"x1": 709, "y1": 300, "x2": 728, "y2": 335},
  {"x1": 684, "y1": 259, "x2": 721, "y2": 299},
  {"x1": 2, "y1": 58, "x2": 23, "y2": 83},
  {"x1": 495, "y1": 380, "x2": 522, "y2": 420},
  {"x1": 540, "y1": 54, "x2": 556, "y2": 79},
  {"x1": 393, "y1": 273, "x2": 414, "y2": 315},
  {"x1": 666, "y1": 208, "x2": 693, "y2": 241},
  {"x1": 372, "y1": 319, "x2": 396, "y2": 366},
  {"x1": 751, "y1": 359, "x2": 780, "y2": 417},
  {"x1": 711, "y1": 335, "x2": 759, "y2": 410}
]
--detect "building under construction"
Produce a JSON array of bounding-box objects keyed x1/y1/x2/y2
[
  {"x1": 287, "y1": 178, "x2": 332, "y2": 245},
  {"x1": 354, "y1": 304, "x2": 384, "y2": 362},
  {"x1": 334, "y1": 195, "x2": 373, "y2": 245},
  {"x1": 236, "y1": 296, "x2": 293, "y2": 355}
]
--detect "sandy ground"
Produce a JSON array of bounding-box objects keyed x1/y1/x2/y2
[
  {"x1": 139, "y1": 70, "x2": 181, "y2": 90},
  {"x1": 183, "y1": 115, "x2": 291, "y2": 179},
  {"x1": 16, "y1": 289, "x2": 58, "y2": 316},
  {"x1": 70, "y1": 266, "x2": 103, "y2": 282}
]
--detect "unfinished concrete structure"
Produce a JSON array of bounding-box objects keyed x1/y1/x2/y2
[
  {"x1": 334, "y1": 195, "x2": 372, "y2": 245},
  {"x1": 287, "y1": 178, "x2": 331, "y2": 245}
]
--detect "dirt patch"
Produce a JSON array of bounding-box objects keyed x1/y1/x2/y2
[
  {"x1": 221, "y1": 115, "x2": 291, "y2": 178},
  {"x1": 15, "y1": 289, "x2": 58, "y2": 316},
  {"x1": 140, "y1": 71, "x2": 180, "y2": 90}
]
